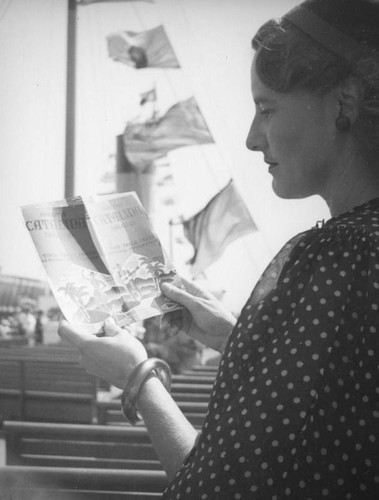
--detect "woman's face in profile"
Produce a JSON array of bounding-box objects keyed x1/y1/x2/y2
[{"x1": 246, "y1": 60, "x2": 339, "y2": 200}]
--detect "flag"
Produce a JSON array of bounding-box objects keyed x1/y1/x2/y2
[
  {"x1": 107, "y1": 25, "x2": 179, "y2": 69},
  {"x1": 114, "y1": 135, "x2": 154, "y2": 211},
  {"x1": 183, "y1": 180, "x2": 257, "y2": 276},
  {"x1": 123, "y1": 97, "x2": 214, "y2": 171},
  {"x1": 140, "y1": 88, "x2": 157, "y2": 106},
  {"x1": 116, "y1": 134, "x2": 134, "y2": 173},
  {"x1": 78, "y1": 0, "x2": 154, "y2": 4}
]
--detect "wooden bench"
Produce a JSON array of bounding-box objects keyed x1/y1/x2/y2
[
  {"x1": 0, "y1": 336, "x2": 28, "y2": 348},
  {"x1": 172, "y1": 373, "x2": 215, "y2": 385},
  {"x1": 183, "y1": 366, "x2": 218, "y2": 376},
  {"x1": 0, "y1": 465, "x2": 167, "y2": 499},
  {"x1": 0, "y1": 343, "x2": 80, "y2": 359},
  {"x1": 189, "y1": 364, "x2": 218, "y2": 372},
  {"x1": 0, "y1": 342, "x2": 110, "y2": 391},
  {"x1": 0, "y1": 358, "x2": 98, "y2": 424},
  {"x1": 3, "y1": 421, "x2": 162, "y2": 470},
  {"x1": 171, "y1": 382, "x2": 213, "y2": 395},
  {"x1": 96, "y1": 399, "x2": 208, "y2": 428}
]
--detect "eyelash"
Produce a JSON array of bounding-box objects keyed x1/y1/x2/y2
[{"x1": 259, "y1": 107, "x2": 272, "y2": 116}]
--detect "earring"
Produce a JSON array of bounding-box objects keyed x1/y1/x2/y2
[{"x1": 336, "y1": 109, "x2": 352, "y2": 132}]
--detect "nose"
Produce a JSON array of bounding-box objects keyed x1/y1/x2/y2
[{"x1": 245, "y1": 115, "x2": 264, "y2": 152}]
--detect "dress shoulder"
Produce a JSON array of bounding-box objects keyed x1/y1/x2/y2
[
  {"x1": 250, "y1": 199, "x2": 379, "y2": 309},
  {"x1": 283, "y1": 198, "x2": 379, "y2": 275}
]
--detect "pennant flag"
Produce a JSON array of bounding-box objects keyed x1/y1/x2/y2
[
  {"x1": 123, "y1": 96, "x2": 214, "y2": 171},
  {"x1": 78, "y1": 0, "x2": 154, "y2": 4},
  {"x1": 140, "y1": 87, "x2": 157, "y2": 106},
  {"x1": 107, "y1": 25, "x2": 180, "y2": 69},
  {"x1": 183, "y1": 180, "x2": 257, "y2": 276}
]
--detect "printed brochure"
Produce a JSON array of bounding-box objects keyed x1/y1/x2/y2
[{"x1": 21, "y1": 192, "x2": 182, "y2": 333}]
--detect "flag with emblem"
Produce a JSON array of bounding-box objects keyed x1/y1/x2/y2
[{"x1": 107, "y1": 25, "x2": 179, "y2": 69}]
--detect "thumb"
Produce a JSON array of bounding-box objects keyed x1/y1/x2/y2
[
  {"x1": 103, "y1": 317, "x2": 126, "y2": 337},
  {"x1": 161, "y1": 282, "x2": 198, "y2": 310}
]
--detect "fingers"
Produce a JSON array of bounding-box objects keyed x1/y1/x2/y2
[
  {"x1": 161, "y1": 281, "x2": 203, "y2": 308},
  {"x1": 160, "y1": 310, "x2": 184, "y2": 336},
  {"x1": 103, "y1": 317, "x2": 124, "y2": 337},
  {"x1": 180, "y1": 277, "x2": 212, "y2": 298},
  {"x1": 59, "y1": 316, "x2": 127, "y2": 347}
]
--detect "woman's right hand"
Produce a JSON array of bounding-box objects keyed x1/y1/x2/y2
[
  {"x1": 160, "y1": 277, "x2": 236, "y2": 353},
  {"x1": 58, "y1": 317, "x2": 148, "y2": 389}
]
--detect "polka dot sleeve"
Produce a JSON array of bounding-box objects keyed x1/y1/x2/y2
[{"x1": 163, "y1": 202, "x2": 379, "y2": 500}]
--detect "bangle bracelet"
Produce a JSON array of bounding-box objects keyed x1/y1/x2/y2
[{"x1": 121, "y1": 358, "x2": 172, "y2": 425}]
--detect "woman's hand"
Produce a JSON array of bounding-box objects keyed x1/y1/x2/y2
[
  {"x1": 160, "y1": 277, "x2": 236, "y2": 353},
  {"x1": 58, "y1": 317, "x2": 148, "y2": 389}
]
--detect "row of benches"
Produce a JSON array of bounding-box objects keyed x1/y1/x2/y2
[
  {"x1": 0, "y1": 466, "x2": 167, "y2": 499},
  {"x1": 0, "y1": 357, "x2": 99, "y2": 424},
  {"x1": 4, "y1": 421, "x2": 160, "y2": 469},
  {"x1": 0, "y1": 345, "x2": 217, "y2": 498},
  {"x1": 0, "y1": 349, "x2": 216, "y2": 425},
  {"x1": 97, "y1": 399, "x2": 208, "y2": 427},
  {"x1": 0, "y1": 421, "x2": 171, "y2": 497}
]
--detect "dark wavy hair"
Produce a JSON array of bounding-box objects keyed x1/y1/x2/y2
[{"x1": 252, "y1": 0, "x2": 379, "y2": 156}]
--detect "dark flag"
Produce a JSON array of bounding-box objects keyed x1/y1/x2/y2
[
  {"x1": 183, "y1": 180, "x2": 257, "y2": 276},
  {"x1": 123, "y1": 96, "x2": 214, "y2": 171},
  {"x1": 114, "y1": 135, "x2": 154, "y2": 212},
  {"x1": 107, "y1": 25, "x2": 180, "y2": 69}
]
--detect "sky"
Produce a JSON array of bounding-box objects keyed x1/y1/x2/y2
[{"x1": 0, "y1": 0, "x2": 330, "y2": 312}]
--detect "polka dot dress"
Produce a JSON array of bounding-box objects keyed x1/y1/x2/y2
[{"x1": 162, "y1": 198, "x2": 379, "y2": 499}]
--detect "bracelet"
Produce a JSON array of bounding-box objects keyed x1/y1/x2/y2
[{"x1": 121, "y1": 358, "x2": 172, "y2": 425}]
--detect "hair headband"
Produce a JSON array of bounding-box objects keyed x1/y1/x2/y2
[{"x1": 283, "y1": 5, "x2": 377, "y2": 62}]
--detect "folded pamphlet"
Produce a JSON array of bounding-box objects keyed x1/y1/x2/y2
[{"x1": 21, "y1": 192, "x2": 183, "y2": 333}]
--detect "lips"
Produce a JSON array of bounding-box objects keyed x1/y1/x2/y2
[
  {"x1": 265, "y1": 158, "x2": 277, "y2": 166},
  {"x1": 267, "y1": 162, "x2": 278, "y2": 171}
]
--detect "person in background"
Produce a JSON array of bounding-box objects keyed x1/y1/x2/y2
[
  {"x1": 143, "y1": 316, "x2": 203, "y2": 374},
  {"x1": 17, "y1": 304, "x2": 37, "y2": 346},
  {"x1": 58, "y1": 0, "x2": 379, "y2": 497},
  {"x1": 0, "y1": 317, "x2": 12, "y2": 338},
  {"x1": 34, "y1": 310, "x2": 45, "y2": 345}
]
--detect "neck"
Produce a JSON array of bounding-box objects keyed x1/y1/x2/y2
[
  {"x1": 327, "y1": 182, "x2": 379, "y2": 217},
  {"x1": 322, "y1": 154, "x2": 379, "y2": 217}
]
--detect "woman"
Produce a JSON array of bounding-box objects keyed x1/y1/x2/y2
[{"x1": 59, "y1": 0, "x2": 379, "y2": 497}]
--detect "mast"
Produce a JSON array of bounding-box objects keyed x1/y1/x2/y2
[{"x1": 64, "y1": 0, "x2": 77, "y2": 197}]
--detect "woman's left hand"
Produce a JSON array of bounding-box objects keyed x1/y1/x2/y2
[{"x1": 58, "y1": 317, "x2": 148, "y2": 389}]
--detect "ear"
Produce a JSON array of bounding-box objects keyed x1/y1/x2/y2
[{"x1": 336, "y1": 77, "x2": 363, "y2": 125}]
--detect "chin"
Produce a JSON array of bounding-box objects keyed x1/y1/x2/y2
[
  {"x1": 271, "y1": 181, "x2": 309, "y2": 200},
  {"x1": 271, "y1": 181, "x2": 294, "y2": 199}
]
